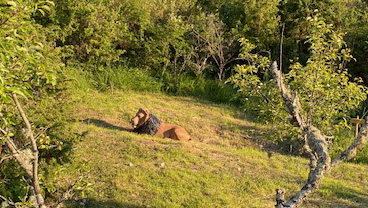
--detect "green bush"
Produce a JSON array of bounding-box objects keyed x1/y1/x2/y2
[
  {"x1": 82, "y1": 67, "x2": 163, "y2": 93},
  {"x1": 160, "y1": 72, "x2": 237, "y2": 104}
]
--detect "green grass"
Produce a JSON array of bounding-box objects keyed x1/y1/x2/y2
[{"x1": 46, "y1": 89, "x2": 368, "y2": 208}]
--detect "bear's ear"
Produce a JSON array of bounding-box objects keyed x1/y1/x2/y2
[
  {"x1": 138, "y1": 108, "x2": 146, "y2": 115},
  {"x1": 142, "y1": 108, "x2": 151, "y2": 116}
]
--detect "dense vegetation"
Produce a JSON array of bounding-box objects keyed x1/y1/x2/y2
[{"x1": 2, "y1": 0, "x2": 368, "y2": 206}]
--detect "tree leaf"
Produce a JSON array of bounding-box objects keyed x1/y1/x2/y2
[
  {"x1": 8, "y1": 87, "x2": 26, "y2": 98},
  {"x1": 7, "y1": 1, "x2": 16, "y2": 7},
  {"x1": 40, "y1": 5, "x2": 51, "y2": 12}
]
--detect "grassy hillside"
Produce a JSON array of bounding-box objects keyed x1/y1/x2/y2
[{"x1": 47, "y1": 88, "x2": 368, "y2": 208}]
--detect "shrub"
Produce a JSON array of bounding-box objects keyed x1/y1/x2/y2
[{"x1": 80, "y1": 67, "x2": 163, "y2": 93}]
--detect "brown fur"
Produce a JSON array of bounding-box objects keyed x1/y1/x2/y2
[{"x1": 130, "y1": 108, "x2": 191, "y2": 141}]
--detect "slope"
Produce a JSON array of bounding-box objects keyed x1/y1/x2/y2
[{"x1": 48, "y1": 89, "x2": 368, "y2": 208}]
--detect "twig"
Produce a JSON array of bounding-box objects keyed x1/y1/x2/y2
[
  {"x1": 0, "y1": 195, "x2": 15, "y2": 206},
  {"x1": 34, "y1": 124, "x2": 52, "y2": 141},
  {"x1": 280, "y1": 24, "x2": 285, "y2": 72},
  {"x1": 0, "y1": 154, "x2": 12, "y2": 164},
  {"x1": 362, "y1": 107, "x2": 368, "y2": 119}
]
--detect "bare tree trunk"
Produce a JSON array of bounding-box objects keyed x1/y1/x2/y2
[
  {"x1": 218, "y1": 64, "x2": 224, "y2": 82},
  {"x1": 270, "y1": 61, "x2": 330, "y2": 207}
]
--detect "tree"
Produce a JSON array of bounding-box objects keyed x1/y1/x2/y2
[
  {"x1": 191, "y1": 14, "x2": 237, "y2": 81},
  {"x1": 0, "y1": 0, "x2": 60, "y2": 206},
  {"x1": 271, "y1": 16, "x2": 368, "y2": 207},
  {"x1": 272, "y1": 60, "x2": 368, "y2": 207}
]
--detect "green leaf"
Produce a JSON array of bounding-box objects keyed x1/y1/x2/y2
[
  {"x1": 46, "y1": 0, "x2": 55, "y2": 7},
  {"x1": 8, "y1": 87, "x2": 26, "y2": 98},
  {"x1": 7, "y1": 1, "x2": 16, "y2": 7},
  {"x1": 40, "y1": 5, "x2": 51, "y2": 12},
  {"x1": 23, "y1": 89, "x2": 33, "y2": 98},
  {"x1": 38, "y1": 9, "x2": 45, "y2": 16}
]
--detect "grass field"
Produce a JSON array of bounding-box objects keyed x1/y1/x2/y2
[{"x1": 47, "y1": 88, "x2": 368, "y2": 208}]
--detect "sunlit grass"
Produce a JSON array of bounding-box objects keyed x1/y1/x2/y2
[{"x1": 50, "y1": 89, "x2": 368, "y2": 208}]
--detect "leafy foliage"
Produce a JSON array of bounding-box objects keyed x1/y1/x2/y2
[
  {"x1": 0, "y1": 0, "x2": 61, "y2": 202},
  {"x1": 0, "y1": 0, "x2": 59, "y2": 102},
  {"x1": 229, "y1": 17, "x2": 368, "y2": 155},
  {"x1": 228, "y1": 38, "x2": 282, "y2": 120},
  {"x1": 287, "y1": 16, "x2": 368, "y2": 133}
]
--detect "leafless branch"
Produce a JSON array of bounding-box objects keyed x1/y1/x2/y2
[
  {"x1": 34, "y1": 124, "x2": 52, "y2": 141},
  {"x1": 331, "y1": 121, "x2": 368, "y2": 166},
  {"x1": 279, "y1": 24, "x2": 285, "y2": 71},
  {"x1": 12, "y1": 94, "x2": 47, "y2": 208},
  {"x1": 0, "y1": 194, "x2": 15, "y2": 206},
  {"x1": 0, "y1": 154, "x2": 12, "y2": 164}
]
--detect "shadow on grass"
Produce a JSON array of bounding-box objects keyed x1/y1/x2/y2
[
  {"x1": 81, "y1": 118, "x2": 132, "y2": 132},
  {"x1": 306, "y1": 184, "x2": 368, "y2": 207},
  {"x1": 63, "y1": 198, "x2": 153, "y2": 208},
  {"x1": 218, "y1": 121, "x2": 304, "y2": 157},
  {"x1": 40, "y1": 123, "x2": 89, "y2": 164}
]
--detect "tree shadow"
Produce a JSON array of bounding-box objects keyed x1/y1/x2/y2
[
  {"x1": 217, "y1": 121, "x2": 305, "y2": 157},
  {"x1": 81, "y1": 118, "x2": 132, "y2": 132},
  {"x1": 40, "y1": 122, "x2": 89, "y2": 164},
  {"x1": 63, "y1": 198, "x2": 154, "y2": 208},
  {"x1": 305, "y1": 184, "x2": 368, "y2": 207}
]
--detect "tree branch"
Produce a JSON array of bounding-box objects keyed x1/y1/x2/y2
[
  {"x1": 331, "y1": 121, "x2": 368, "y2": 166},
  {"x1": 2, "y1": 132, "x2": 34, "y2": 177},
  {"x1": 0, "y1": 154, "x2": 13, "y2": 164},
  {"x1": 270, "y1": 61, "x2": 307, "y2": 130},
  {"x1": 271, "y1": 61, "x2": 331, "y2": 208},
  {"x1": 280, "y1": 24, "x2": 285, "y2": 72},
  {"x1": 0, "y1": 194, "x2": 15, "y2": 206},
  {"x1": 12, "y1": 94, "x2": 46, "y2": 208}
]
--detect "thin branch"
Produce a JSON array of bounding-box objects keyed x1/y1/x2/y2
[
  {"x1": 34, "y1": 124, "x2": 52, "y2": 141},
  {"x1": 12, "y1": 94, "x2": 37, "y2": 151},
  {"x1": 22, "y1": 123, "x2": 53, "y2": 148},
  {"x1": 0, "y1": 126, "x2": 7, "y2": 135},
  {"x1": 0, "y1": 195, "x2": 15, "y2": 206},
  {"x1": 191, "y1": 29, "x2": 222, "y2": 69},
  {"x1": 280, "y1": 24, "x2": 285, "y2": 72},
  {"x1": 0, "y1": 154, "x2": 12, "y2": 164},
  {"x1": 12, "y1": 94, "x2": 46, "y2": 208},
  {"x1": 331, "y1": 120, "x2": 368, "y2": 166}
]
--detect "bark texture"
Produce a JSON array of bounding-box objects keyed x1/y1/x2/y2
[{"x1": 271, "y1": 61, "x2": 330, "y2": 207}]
